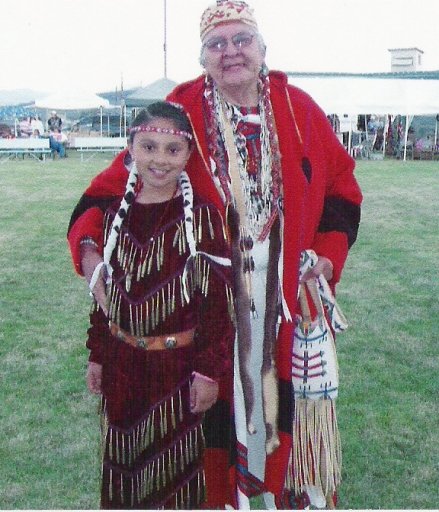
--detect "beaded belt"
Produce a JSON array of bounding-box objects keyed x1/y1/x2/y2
[{"x1": 109, "y1": 322, "x2": 195, "y2": 351}]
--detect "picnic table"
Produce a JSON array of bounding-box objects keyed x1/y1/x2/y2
[
  {"x1": 0, "y1": 138, "x2": 51, "y2": 163},
  {"x1": 72, "y1": 137, "x2": 127, "y2": 162}
]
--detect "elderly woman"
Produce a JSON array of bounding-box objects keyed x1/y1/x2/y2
[{"x1": 68, "y1": 1, "x2": 362, "y2": 509}]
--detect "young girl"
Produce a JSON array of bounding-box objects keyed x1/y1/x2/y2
[{"x1": 83, "y1": 102, "x2": 235, "y2": 509}]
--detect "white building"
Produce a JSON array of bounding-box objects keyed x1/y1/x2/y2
[{"x1": 388, "y1": 48, "x2": 424, "y2": 72}]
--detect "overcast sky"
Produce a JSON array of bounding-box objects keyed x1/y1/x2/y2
[{"x1": 1, "y1": 0, "x2": 438, "y2": 94}]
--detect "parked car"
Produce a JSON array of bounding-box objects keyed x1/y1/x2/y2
[{"x1": 69, "y1": 115, "x2": 124, "y2": 137}]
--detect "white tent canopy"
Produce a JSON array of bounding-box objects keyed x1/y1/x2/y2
[
  {"x1": 35, "y1": 90, "x2": 110, "y2": 110},
  {"x1": 288, "y1": 74, "x2": 439, "y2": 160},
  {"x1": 287, "y1": 74, "x2": 439, "y2": 116}
]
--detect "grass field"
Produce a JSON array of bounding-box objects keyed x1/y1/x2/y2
[{"x1": 0, "y1": 151, "x2": 438, "y2": 509}]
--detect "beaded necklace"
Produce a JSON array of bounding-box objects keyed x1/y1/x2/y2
[
  {"x1": 203, "y1": 73, "x2": 283, "y2": 242},
  {"x1": 203, "y1": 73, "x2": 283, "y2": 316}
]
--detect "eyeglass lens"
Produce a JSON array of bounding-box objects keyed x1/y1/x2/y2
[{"x1": 206, "y1": 33, "x2": 254, "y2": 52}]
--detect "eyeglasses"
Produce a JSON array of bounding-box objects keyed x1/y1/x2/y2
[{"x1": 204, "y1": 33, "x2": 254, "y2": 53}]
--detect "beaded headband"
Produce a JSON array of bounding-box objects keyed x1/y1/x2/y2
[{"x1": 130, "y1": 125, "x2": 193, "y2": 141}]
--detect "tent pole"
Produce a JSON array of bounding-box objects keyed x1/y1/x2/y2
[
  {"x1": 348, "y1": 116, "x2": 352, "y2": 155},
  {"x1": 435, "y1": 117, "x2": 438, "y2": 151},
  {"x1": 403, "y1": 114, "x2": 409, "y2": 161}
]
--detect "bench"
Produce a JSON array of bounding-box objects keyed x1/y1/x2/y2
[
  {"x1": 73, "y1": 137, "x2": 127, "y2": 162},
  {"x1": 0, "y1": 138, "x2": 51, "y2": 163}
]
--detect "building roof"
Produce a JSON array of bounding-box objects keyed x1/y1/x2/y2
[
  {"x1": 124, "y1": 77, "x2": 178, "y2": 107},
  {"x1": 287, "y1": 70, "x2": 439, "y2": 80},
  {"x1": 388, "y1": 47, "x2": 424, "y2": 53}
]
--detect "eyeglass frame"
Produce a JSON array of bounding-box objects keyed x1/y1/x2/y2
[{"x1": 203, "y1": 32, "x2": 255, "y2": 53}]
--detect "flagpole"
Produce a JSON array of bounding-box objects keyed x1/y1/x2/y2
[{"x1": 163, "y1": 0, "x2": 167, "y2": 78}]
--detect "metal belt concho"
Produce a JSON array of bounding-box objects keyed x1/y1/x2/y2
[{"x1": 109, "y1": 322, "x2": 195, "y2": 351}]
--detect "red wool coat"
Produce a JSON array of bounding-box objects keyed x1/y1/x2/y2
[{"x1": 167, "y1": 71, "x2": 362, "y2": 497}]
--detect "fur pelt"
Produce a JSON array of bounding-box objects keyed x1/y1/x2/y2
[
  {"x1": 227, "y1": 205, "x2": 255, "y2": 434},
  {"x1": 262, "y1": 217, "x2": 282, "y2": 454},
  {"x1": 228, "y1": 207, "x2": 282, "y2": 447}
]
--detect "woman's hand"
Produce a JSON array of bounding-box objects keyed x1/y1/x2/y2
[
  {"x1": 86, "y1": 362, "x2": 102, "y2": 394},
  {"x1": 81, "y1": 244, "x2": 108, "y2": 316},
  {"x1": 300, "y1": 255, "x2": 333, "y2": 283},
  {"x1": 190, "y1": 374, "x2": 219, "y2": 413}
]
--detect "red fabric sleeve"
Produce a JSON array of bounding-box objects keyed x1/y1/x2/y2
[
  {"x1": 67, "y1": 150, "x2": 130, "y2": 275},
  {"x1": 286, "y1": 82, "x2": 362, "y2": 284},
  {"x1": 311, "y1": 231, "x2": 349, "y2": 285},
  {"x1": 68, "y1": 207, "x2": 104, "y2": 275}
]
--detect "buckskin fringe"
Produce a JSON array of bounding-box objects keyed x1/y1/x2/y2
[
  {"x1": 286, "y1": 399, "x2": 342, "y2": 501},
  {"x1": 106, "y1": 263, "x2": 233, "y2": 337},
  {"x1": 100, "y1": 380, "x2": 207, "y2": 508},
  {"x1": 104, "y1": 205, "x2": 234, "y2": 337}
]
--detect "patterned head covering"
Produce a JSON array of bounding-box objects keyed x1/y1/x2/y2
[{"x1": 200, "y1": 0, "x2": 258, "y2": 41}]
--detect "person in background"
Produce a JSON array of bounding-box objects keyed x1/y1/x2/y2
[
  {"x1": 31, "y1": 116, "x2": 45, "y2": 136},
  {"x1": 67, "y1": 1, "x2": 362, "y2": 508},
  {"x1": 47, "y1": 110, "x2": 62, "y2": 132},
  {"x1": 30, "y1": 128, "x2": 44, "y2": 160},
  {"x1": 367, "y1": 115, "x2": 378, "y2": 133},
  {"x1": 0, "y1": 123, "x2": 12, "y2": 138},
  {"x1": 78, "y1": 102, "x2": 235, "y2": 509},
  {"x1": 49, "y1": 127, "x2": 67, "y2": 158},
  {"x1": 19, "y1": 116, "x2": 32, "y2": 137}
]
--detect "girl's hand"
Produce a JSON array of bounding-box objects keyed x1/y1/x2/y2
[
  {"x1": 86, "y1": 362, "x2": 103, "y2": 394},
  {"x1": 190, "y1": 374, "x2": 219, "y2": 413}
]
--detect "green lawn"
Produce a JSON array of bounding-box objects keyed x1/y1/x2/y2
[
  {"x1": 336, "y1": 159, "x2": 439, "y2": 509},
  {"x1": 0, "y1": 152, "x2": 438, "y2": 509}
]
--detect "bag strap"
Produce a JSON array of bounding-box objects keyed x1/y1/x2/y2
[
  {"x1": 298, "y1": 284, "x2": 311, "y2": 324},
  {"x1": 306, "y1": 278, "x2": 324, "y2": 316},
  {"x1": 298, "y1": 278, "x2": 325, "y2": 325}
]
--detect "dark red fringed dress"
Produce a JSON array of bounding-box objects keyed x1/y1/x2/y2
[{"x1": 87, "y1": 195, "x2": 235, "y2": 509}]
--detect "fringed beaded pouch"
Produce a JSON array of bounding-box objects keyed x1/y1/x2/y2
[{"x1": 288, "y1": 250, "x2": 347, "y2": 507}]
